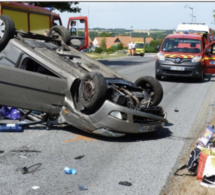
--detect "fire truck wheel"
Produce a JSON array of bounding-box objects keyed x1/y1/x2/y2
[
  {"x1": 79, "y1": 72, "x2": 107, "y2": 114},
  {"x1": 0, "y1": 15, "x2": 15, "y2": 52},
  {"x1": 135, "y1": 76, "x2": 163, "y2": 106},
  {"x1": 48, "y1": 26, "x2": 70, "y2": 45}
]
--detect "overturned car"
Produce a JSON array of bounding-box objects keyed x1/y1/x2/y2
[{"x1": 0, "y1": 15, "x2": 167, "y2": 137}]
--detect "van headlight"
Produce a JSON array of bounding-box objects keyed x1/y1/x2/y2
[
  {"x1": 192, "y1": 55, "x2": 201, "y2": 63},
  {"x1": 157, "y1": 53, "x2": 165, "y2": 61}
]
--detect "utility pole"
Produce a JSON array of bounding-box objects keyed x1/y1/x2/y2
[
  {"x1": 193, "y1": 16, "x2": 196, "y2": 23},
  {"x1": 130, "y1": 26, "x2": 133, "y2": 41},
  {"x1": 185, "y1": 5, "x2": 194, "y2": 23}
]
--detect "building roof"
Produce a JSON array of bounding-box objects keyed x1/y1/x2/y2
[
  {"x1": 117, "y1": 36, "x2": 144, "y2": 47},
  {"x1": 88, "y1": 36, "x2": 92, "y2": 43},
  {"x1": 93, "y1": 37, "x2": 118, "y2": 48},
  {"x1": 145, "y1": 37, "x2": 154, "y2": 44},
  {"x1": 92, "y1": 36, "x2": 154, "y2": 48}
]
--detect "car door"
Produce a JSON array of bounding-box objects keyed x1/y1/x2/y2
[
  {"x1": 0, "y1": 63, "x2": 68, "y2": 114},
  {"x1": 202, "y1": 41, "x2": 215, "y2": 74}
]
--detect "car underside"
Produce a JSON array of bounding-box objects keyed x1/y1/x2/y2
[{"x1": 0, "y1": 15, "x2": 167, "y2": 137}]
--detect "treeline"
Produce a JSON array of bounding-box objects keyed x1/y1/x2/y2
[{"x1": 89, "y1": 29, "x2": 174, "y2": 42}]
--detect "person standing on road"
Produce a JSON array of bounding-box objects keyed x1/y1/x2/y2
[
  {"x1": 132, "y1": 42, "x2": 136, "y2": 56},
  {"x1": 128, "y1": 42, "x2": 132, "y2": 56}
]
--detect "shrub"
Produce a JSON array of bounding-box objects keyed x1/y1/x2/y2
[
  {"x1": 117, "y1": 43, "x2": 123, "y2": 50},
  {"x1": 94, "y1": 47, "x2": 103, "y2": 53},
  {"x1": 145, "y1": 46, "x2": 156, "y2": 53},
  {"x1": 108, "y1": 46, "x2": 117, "y2": 53}
]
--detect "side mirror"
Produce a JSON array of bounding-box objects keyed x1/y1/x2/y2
[
  {"x1": 204, "y1": 48, "x2": 211, "y2": 54},
  {"x1": 155, "y1": 46, "x2": 160, "y2": 51},
  {"x1": 70, "y1": 28, "x2": 77, "y2": 36},
  {"x1": 70, "y1": 21, "x2": 76, "y2": 26}
]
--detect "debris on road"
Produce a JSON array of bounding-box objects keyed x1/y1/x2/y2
[
  {"x1": 0, "y1": 124, "x2": 23, "y2": 132},
  {"x1": 0, "y1": 106, "x2": 21, "y2": 120},
  {"x1": 32, "y1": 186, "x2": 40, "y2": 190},
  {"x1": 118, "y1": 181, "x2": 132, "y2": 186},
  {"x1": 174, "y1": 107, "x2": 179, "y2": 112},
  {"x1": 74, "y1": 155, "x2": 85, "y2": 160},
  {"x1": 78, "y1": 185, "x2": 88, "y2": 191},
  {"x1": 21, "y1": 163, "x2": 42, "y2": 174},
  {"x1": 196, "y1": 125, "x2": 215, "y2": 147},
  {"x1": 64, "y1": 167, "x2": 77, "y2": 174},
  {"x1": 11, "y1": 149, "x2": 41, "y2": 153},
  {"x1": 174, "y1": 125, "x2": 215, "y2": 188}
]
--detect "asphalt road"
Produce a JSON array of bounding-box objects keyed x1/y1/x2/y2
[{"x1": 1, "y1": 54, "x2": 215, "y2": 195}]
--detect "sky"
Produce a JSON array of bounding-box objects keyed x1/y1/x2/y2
[{"x1": 56, "y1": 1, "x2": 215, "y2": 31}]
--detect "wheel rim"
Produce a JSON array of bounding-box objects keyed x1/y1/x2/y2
[
  {"x1": 143, "y1": 83, "x2": 155, "y2": 100},
  {"x1": 0, "y1": 19, "x2": 6, "y2": 40},
  {"x1": 83, "y1": 79, "x2": 95, "y2": 101},
  {"x1": 50, "y1": 30, "x2": 62, "y2": 40}
]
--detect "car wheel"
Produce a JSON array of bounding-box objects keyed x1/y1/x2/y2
[
  {"x1": 48, "y1": 26, "x2": 70, "y2": 44},
  {"x1": 155, "y1": 73, "x2": 162, "y2": 80},
  {"x1": 0, "y1": 15, "x2": 15, "y2": 52},
  {"x1": 79, "y1": 72, "x2": 107, "y2": 113},
  {"x1": 134, "y1": 76, "x2": 163, "y2": 106},
  {"x1": 196, "y1": 71, "x2": 204, "y2": 82}
]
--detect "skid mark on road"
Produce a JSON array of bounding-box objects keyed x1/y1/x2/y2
[{"x1": 64, "y1": 135, "x2": 95, "y2": 142}]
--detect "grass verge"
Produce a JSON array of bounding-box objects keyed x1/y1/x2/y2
[{"x1": 85, "y1": 53, "x2": 128, "y2": 60}]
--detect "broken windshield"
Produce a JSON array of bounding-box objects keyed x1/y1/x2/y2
[{"x1": 161, "y1": 38, "x2": 202, "y2": 53}]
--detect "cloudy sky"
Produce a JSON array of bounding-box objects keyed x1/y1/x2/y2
[{"x1": 56, "y1": 1, "x2": 215, "y2": 30}]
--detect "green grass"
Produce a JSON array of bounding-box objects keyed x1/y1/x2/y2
[{"x1": 86, "y1": 52, "x2": 128, "y2": 60}]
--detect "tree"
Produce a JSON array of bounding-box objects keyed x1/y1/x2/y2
[
  {"x1": 149, "y1": 40, "x2": 163, "y2": 48},
  {"x1": 89, "y1": 31, "x2": 100, "y2": 41},
  {"x1": 213, "y1": 10, "x2": 215, "y2": 20},
  {"x1": 32, "y1": 2, "x2": 81, "y2": 13},
  {"x1": 100, "y1": 38, "x2": 107, "y2": 50},
  {"x1": 100, "y1": 32, "x2": 113, "y2": 37}
]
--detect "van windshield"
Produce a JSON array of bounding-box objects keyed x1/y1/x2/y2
[
  {"x1": 161, "y1": 38, "x2": 201, "y2": 53},
  {"x1": 136, "y1": 43, "x2": 144, "y2": 48}
]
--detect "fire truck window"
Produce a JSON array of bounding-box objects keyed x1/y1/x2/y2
[{"x1": 53, "y1": 19, "x2": 61, "y2": 26}]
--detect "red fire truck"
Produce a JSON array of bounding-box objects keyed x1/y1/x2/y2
[{"x1": 0, "y1": 2, "x2": 89, "y2": 50}]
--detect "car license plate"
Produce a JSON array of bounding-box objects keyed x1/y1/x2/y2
[
  {"x1": 139, "y1": 125, "x2": 155, "y2": 132},
  {"x1": 170, "y1": 66, "x2": 185, "y2": 71}
]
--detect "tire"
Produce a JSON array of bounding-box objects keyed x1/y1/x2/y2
[
  {"x1": 134, "y1": 76, "x2": 163, "y2": 106},
  {"x1": 0, "y1": 15, "x2": 15, "y2": 52},
  {"x1": 196, "y1": 71, "x2": 204, "y2": 82},
  {"x1": 155, "y1": 73, "x2": 162, "y2": 80},
  {"x1": 48, "y1": 26, "x2": 70, "y2": 44},
  {"x1": 79, "y1": 72, "x2": 107, "y2": 113}
]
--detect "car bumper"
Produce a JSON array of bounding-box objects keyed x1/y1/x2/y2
[
  {"x1": 135, "y1": 51, "x2": 144, "y2": 56},
  {"x1": 89, "y1": 100, "x2": 167, "y2": 135},
  {"x1": 155, "y1": 60, "x2": 202, "y2": 78},
  {"x1": 60, "y1": 100, "x2": 167, "y2": 137}
]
